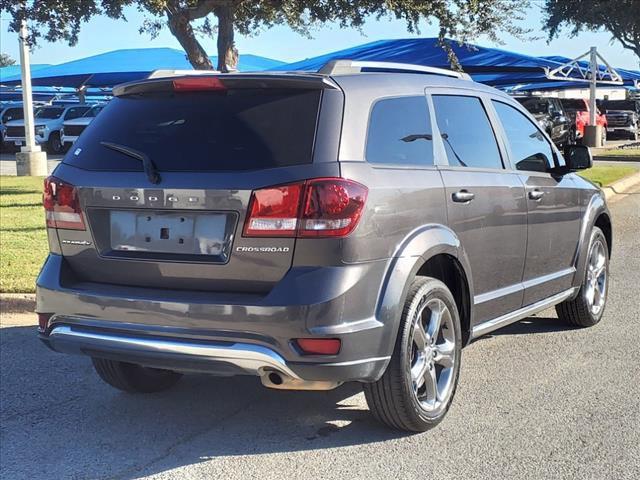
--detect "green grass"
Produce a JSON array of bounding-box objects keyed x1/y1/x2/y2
[
  {"x1": 0, "y1": 176, "x2": 48, "y2": 293},
  {"x1": 578, "y1": 164, "x2": 639, "y2": 187}
]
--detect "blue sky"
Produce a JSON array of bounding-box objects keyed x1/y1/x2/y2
[{"x1": 1, "y1": 5, "x2": 638, "y2": 69}]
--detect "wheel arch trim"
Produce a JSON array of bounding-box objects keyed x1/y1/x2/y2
[
  {"x1": 572, "y1": 191, "x2": 611, "y2": 289},
  {"x1": 373, "y1": 224, "x2": 474, "y2": 365}
]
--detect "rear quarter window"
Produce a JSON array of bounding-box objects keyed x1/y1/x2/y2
[
  {"x1": 63, "y1": 89, "x2": 321, "y2": 171},
  {"x1": 365, "y1": 96, "x2": 434, "y2": 166}
]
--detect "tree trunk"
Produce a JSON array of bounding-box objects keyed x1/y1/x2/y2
[
  {"x1": 215, "y1": 5, "x2": 238, "y2": 73},
  {"x1": 167, "y1": 10, "x2": 213, "y2": 70}
]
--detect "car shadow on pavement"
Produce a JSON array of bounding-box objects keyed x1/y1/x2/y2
[{"x1": 0, "y1": 325, "x2": 410, "y2": 480}]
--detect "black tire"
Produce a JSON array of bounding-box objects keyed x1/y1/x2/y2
[
  {"x1": 47, "y1": 132, "x2": 63, "y2": 154},
  {"x1": 556, "y1": 227, "x2": 609, "y2": 327},
  {"x1": 363, "y1": 277, "x2": 462, "y2": 432},
  {"x1": 92, "y1": 358, "x2": 182, "y2": 393}
]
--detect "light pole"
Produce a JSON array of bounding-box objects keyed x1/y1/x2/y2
[
  {"x1": 16, "y1": 16, "x2": 47, "y2": 176},
  {"x1": 582, "y1": 46, "x2": 602, "y2": 147}
]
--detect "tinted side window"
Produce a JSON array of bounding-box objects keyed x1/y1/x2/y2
[
  {"x1": 493, "y1": 101, "x2": 554, "y2": 173},
  {"x1": 432, "y1": 95, "x2": 502, "y2": 169},
  {"x1": 2, "y1": 108, "x2": 24, "y2": 123},
  {"x1": 366, "y1": 96, "x2": 433, "y2": 166}
]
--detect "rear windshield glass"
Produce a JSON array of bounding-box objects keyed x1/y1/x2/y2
[{"x1": 63, "y1": 89, "x2": 321, "y2": 171}]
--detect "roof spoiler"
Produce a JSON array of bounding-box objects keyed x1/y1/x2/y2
[
  {"x1": 318, "y1": 60, "x2": 471, "y2": 80},
  {"x1": 113, "y1": 72, "x2": 339, "y2": 97}
]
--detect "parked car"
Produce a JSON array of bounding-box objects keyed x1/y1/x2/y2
[
  {"x1": 0, "y1": 104, "x2": 26, "y2": 148},
  {"x1": 37, "y1": 63, "x2": 611, "y2": 432},
  {"x1": 514, "y1": 96, "x2": 573, "y2": 146},
  {"x1": 61, "y1": 104, "x2": 105, "y2": 148},
  {"x1": 560, "y1": 98, "x2": 608, "y2": 145},
  {"x1": 4, "y1": 104, "x2": 92, "y2": 154},
  {"x1": 598, "y1": 99, "x2": 639, "y2": 141}
]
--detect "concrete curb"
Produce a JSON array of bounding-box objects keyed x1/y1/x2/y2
[
  {"x1": 601, "y1": 171, "x2": 640, "y2": 202},
  {"x1": 0, "y1": 293, "x2": 36, "y2": 314}
]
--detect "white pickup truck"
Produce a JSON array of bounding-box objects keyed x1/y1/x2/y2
[
  {"x1": 61, "y1": 104, "x2": 105, "y2": 148},
  {"x1": 4, "y1": 104, "x2": 91, "y2": 153}
]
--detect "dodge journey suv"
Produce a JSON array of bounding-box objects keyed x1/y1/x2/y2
[{"x1": 37, "y1": 61, "x2": 612, "y2": 432}]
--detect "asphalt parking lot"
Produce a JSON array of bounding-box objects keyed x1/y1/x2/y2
[{"x1": 1, "y1": 185, "x2": 639, "y2": 480}]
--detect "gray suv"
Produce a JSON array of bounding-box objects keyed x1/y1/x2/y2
[{"x1": 37, "y1": 61, "x2": 612, "y2": 432}]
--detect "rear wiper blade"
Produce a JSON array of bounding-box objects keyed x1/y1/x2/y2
[{"x1": 100, "y1": 141, "x2": 161, "y2": 184}]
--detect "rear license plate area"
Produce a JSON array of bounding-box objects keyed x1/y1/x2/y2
[{"x1": 103, "y1": 210, "x2": 236, "y2": 262}]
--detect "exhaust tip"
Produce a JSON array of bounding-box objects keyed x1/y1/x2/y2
[
  {"x1": 268, "y1": 372, "x2": 284, "y2": 385},
  {"x1": 260, "y1": 370, "x2": 341, "y2": 391}
]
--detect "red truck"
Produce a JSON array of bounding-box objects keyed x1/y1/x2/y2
[{"x1": 560, "y1": 98, "x2": 608, "y2": 145}]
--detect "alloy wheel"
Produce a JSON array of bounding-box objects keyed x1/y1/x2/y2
[
  {"x1": 410, "y1": 297, "x2": 456, "y2": 415},
  {"x1": 585, "y1": 238, "x2": 607, "y2": 316}
]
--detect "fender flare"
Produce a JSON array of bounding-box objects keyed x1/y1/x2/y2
[
  {"x1": 373, "y1": 224, "x2": 474, "y2": 366},
  {"x1": 572, "y1": 191, "x2": 611, "y2": 289}
]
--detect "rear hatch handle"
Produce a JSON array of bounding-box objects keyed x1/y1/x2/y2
[{"x1": 100, "y1": 141, "x2": 161, "y2": 184}]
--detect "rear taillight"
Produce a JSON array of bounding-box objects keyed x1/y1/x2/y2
[
  {"x1": 243, "y1": 183, "x2": 303, "y2": 237},
  {"x1": 43, "y1": 176, "x2": 85, "y2": 230},
  {"x1": 243, "y1": 178, "x2": 367, "y2": 238},
  {"x1": 299, "y1": 178, "x2": 368, "y2": 237}
]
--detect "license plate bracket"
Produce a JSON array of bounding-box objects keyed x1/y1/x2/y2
[{"x1": 110, "y1": 211, "x2": 228, "y2": 256}]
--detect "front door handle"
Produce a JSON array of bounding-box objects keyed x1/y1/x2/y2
[
  {"x1": 528, "y1": 189, "x2": 545, "y2": 201},
  {"x1": 452, "y1": 190, "x2": 475, "y2": 203}
]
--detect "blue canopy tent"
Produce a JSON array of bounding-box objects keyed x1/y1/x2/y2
[
  {"x1": 0, "y1": 64, "x2": 50, "y2": 81},
  {"x1": 276, "y1": 38, "x2": 640, "y2": 89},
  {"x1": 0, "y1": 48, "x2": 284, "y2": 88}
]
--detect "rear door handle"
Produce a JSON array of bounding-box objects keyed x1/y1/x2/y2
[
  {"x1": 452, "y1": 190, "x2": 475, "y2": 203},
  {"x1": 528, "y1": 189, "x2": 544, "y2": 201}
]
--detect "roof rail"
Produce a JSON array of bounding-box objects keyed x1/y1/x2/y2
[
  {"x1": 147, "y1": 69, "x2": 221, "y2": 79},
  {"x1": 318, "y1": 60, "x2": 471, "y2": 80}
]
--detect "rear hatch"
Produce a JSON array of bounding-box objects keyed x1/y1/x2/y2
[{"x1": 49, "y1": 75, "x2": 342, "y2": 294}]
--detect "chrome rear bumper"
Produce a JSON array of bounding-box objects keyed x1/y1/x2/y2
[{"x1": 43, "y1": 325, "x2": 340, "y2": 390}]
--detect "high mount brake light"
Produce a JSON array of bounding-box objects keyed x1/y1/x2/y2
[
  {"x1": 43, "y1": 176, "x2": 85, "y2": 230},
  {"x1": 172, "y1": 77, "x2": 226, "y2": 92},
  {"x1": 243, "y1": 178, "x2": 368, "y2": 238}
]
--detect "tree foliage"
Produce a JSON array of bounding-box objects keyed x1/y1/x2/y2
[
  {"x1": 0, "y1": 1, "x2": 532, "y2": 71},
  {"x1": 0, "y1": 53, "x2": 16, "y2": 67},
  {"x1": 542, "y1": 0, "x2": 640, "y2": 60}
]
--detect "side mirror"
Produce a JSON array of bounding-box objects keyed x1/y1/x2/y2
[{"x1": 563, "y1": 144, "x2": 592, "y2": 171}]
